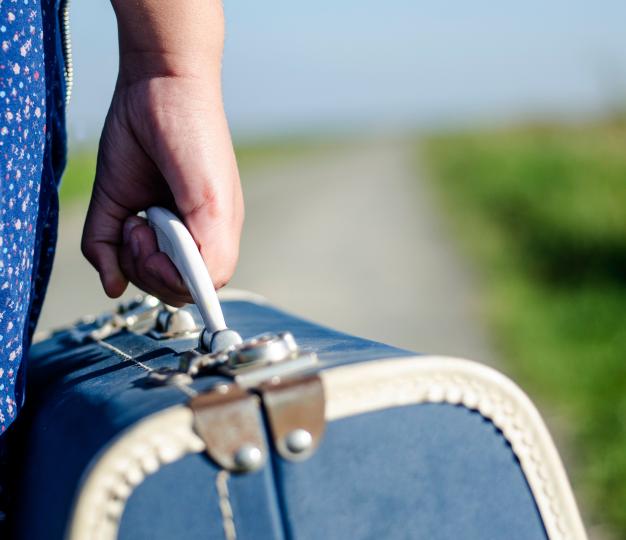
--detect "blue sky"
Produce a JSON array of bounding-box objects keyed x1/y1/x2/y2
[{"x1": 68, "y1": 1, "x2": 626, "y2": 142}]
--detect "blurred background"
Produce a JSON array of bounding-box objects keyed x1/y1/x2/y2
[{"x1": 39, "y1": 1, "x2": 626, "y2": 538}]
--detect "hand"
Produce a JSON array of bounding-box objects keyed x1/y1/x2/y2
[{"x1": 81, "y1": 74, "x2": 244, "y2": 306}]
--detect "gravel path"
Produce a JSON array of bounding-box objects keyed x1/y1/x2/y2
[{"x1": 38, "y1": 137, "x2": 496, "y2": 365}]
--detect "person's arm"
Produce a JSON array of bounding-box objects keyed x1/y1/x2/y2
[{"x1": 81, "y1": 0, "x2": 243, "y2": 306}]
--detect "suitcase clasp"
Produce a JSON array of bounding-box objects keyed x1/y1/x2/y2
[
  {"x1": 71, "y1": 295, "x2": 162, "y2": 342},
  {"x1": 179, "y1": 331, "x2": 319, "y2": 388},
  {"x1": 184, "y1": 333, "x2": 326, "y2": 467}
]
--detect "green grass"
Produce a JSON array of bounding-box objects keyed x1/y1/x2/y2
[
  {"x1": 58, "y1": 148, "x2": 97, "y2": 204},
  {"x1": 422, "y1": 121, "x2": 626, "y2": 535}
]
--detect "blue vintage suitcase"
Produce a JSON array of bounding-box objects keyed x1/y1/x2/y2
[{"x1": 11, "y1": 290, "x2": 587, "y2": 540}]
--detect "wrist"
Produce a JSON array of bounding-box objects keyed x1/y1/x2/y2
[
  {"x1": 111, "y1": 0, "x2": 224, "y2": 85},
  {"x1": 117, "y1": 50, "x2": 222, "y2": 87}
]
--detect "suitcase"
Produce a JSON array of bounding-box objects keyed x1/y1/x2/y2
[{"x1": 10, "y1": 289, "x2": 587, "y2": 540}]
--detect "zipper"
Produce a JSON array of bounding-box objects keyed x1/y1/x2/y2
[{"x1": 59, "y1": 0, "x2": 73, "y2": 106}]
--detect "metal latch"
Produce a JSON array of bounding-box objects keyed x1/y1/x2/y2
[
  {"x1": 189, "y1": 384, "x2": 268, "y2": 473},
  {"x1": 147, "y1": 304, "x2": 203, "y2": 339},
  {"x1": 181, "y1": 332, "x2": 326, "y2": 471},
  {"x1": 71, "y1": 295, "x2": 161, "y2": 342},
  {"x1": 259, "y1": 374, "x2": 325, "y2": 461},
  {"x1": 189, "y1": 375, "x2": 325, "y2": 472},
  {"x1": 178, "y1": 331, "x2": 319, "y2": 388},
  {"x1": 71, "y1": 295, "x2": 206, "y2": 343}
]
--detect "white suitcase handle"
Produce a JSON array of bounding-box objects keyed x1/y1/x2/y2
[{"x1": 146, "y1": 206, "x2": 242, "y2": 352}]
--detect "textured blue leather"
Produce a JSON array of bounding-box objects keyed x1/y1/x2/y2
[
  {"x1": 118, "y1": 429, "x2": 285, "y2": 540},
  {"x1": 11, "y1": 299, "x2": 549, "y2": 539},
  {"x1": 274, "y1": 404, "x2": 546, "y2": 539}
]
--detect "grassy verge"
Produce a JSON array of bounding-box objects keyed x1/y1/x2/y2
[
  {"x1": 421, "y1": 121, "x2": 626, "y2": 535},
  {"x1": 58, "y1": 148, "x2": 98, "y2": 204}
]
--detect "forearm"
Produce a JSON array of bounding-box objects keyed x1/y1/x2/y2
[{"x1": 111, "y1": 0, "x2": 225, "y2": 83}]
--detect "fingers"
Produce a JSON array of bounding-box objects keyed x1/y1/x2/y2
[
  {"x1": 81, "y1": 188, "x2": 129, "y2": 298},
  {"x1": 83, "y1": 196, "x2": 194, "y2": 305},
  {"x1": 118, "y1": 216, "x2": 193, "y2": 306},
  {"x1": 82, "y1": 100, "x2": 190, "y2": 304},
  {"x1": 84, "y1": 78, "x2": 244, "y2": 303}
]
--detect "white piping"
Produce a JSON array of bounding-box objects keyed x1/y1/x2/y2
[{"x1": 66, "y1": 356, "x2": 587, "y2": 540}]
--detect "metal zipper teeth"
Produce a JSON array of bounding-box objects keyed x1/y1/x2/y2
[{"x1": 60, "y1": 0, "x2": 73, "y2": 106}]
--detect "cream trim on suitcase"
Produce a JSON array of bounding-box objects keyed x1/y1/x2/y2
[{"x1": 67, "y1": 356, "x2": 588, "y2": 540}]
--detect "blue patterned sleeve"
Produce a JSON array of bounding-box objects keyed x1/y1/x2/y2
[{"x1": 0, "y1": 0, "x2": 66, "y2": 434}]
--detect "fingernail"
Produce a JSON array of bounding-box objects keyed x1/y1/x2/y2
[{"x1": 123, "y1": 218, "x2": 141, "y2": 245}]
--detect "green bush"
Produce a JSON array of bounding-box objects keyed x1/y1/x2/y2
[{"x1": 423, "y1": 122, "x2": 626, "y2": 535}]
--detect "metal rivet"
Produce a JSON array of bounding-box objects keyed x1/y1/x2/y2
[
  {"x1": 279, "y1": 331, "x2": 298, "y2": 353},
  {"x1": 284, "y1": 429, "x2": 313, "y2": 454},
  {"x1": 144, "y1": 295, "x2": 160, "y2": 308},
  {"x1": 234, "y1": 444, "x2": 263, "y2": 472},
  {"x1": 215, "y1": 384, "x2": 230, "y2": 394},
  {"x1": 166, "y1": 309, "x2": 197, "y2": 333}
]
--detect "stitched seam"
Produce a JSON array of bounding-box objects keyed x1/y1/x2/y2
[
  {"x1": 95, "y1": 339, "x2": 198, "y2": 398},
  {"x1": 216, "y1": 470, "x2": 237, "y2": 540}
]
